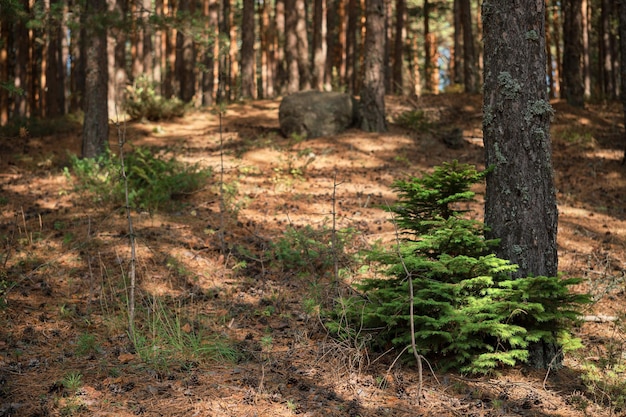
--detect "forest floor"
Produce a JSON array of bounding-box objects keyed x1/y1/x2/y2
[{"x1": 1, "y1": 93, "x2": 626, "y2": 417}]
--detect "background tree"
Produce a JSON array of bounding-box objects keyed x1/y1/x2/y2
[
  {"x1": 482, "y1": 0, "x2": 560, "y2": 368},
  {"x1": 241, "y1": 0, "x2": 257, "y2": 98},
  {"x1": 562, "y1": 0, "x2": 584, "y2": 107},
  {"x1": 459, "y1": 0, "x2": 477, "y2": 93},
  {"x1": 82, "y1": 0, "x2": 109, "y2": 158},
  {"x1": 619, "y1": 0, "x2": 626, "y2": 163},
  {"x1": 360, "y1": 0, "x2": 386, "y2": 132}
]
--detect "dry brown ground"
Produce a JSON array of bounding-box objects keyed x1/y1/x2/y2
[{"x1": 1, "y1": 93, "x2": 626, "y2": 417}]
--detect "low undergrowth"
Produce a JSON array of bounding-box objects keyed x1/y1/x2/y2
[{"x1": 329, "y1": 161, "x2": 590, "y2": 374}]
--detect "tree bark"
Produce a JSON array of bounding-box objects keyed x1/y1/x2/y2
[
  {"x1": 284, "y1": 0, "x2": 300, "y2": 93},
  {"x1": 360, "y1": 0, "x2": 386, "y2": 132},
  {"x1": 582, "y1": 0, "x2": 591, "y2": 98},
  {"x1": 562, "y1": 0, "x2": 584, "y2": 107},
  {"x1": 241, "y1": 0, "x2": 257, "y2": 98},
  {"x1": 82, "y1": 0, "x2": 110, "y2": 158},
  {"x1": 452, "y1": 0, "x2": 462, "y2": 86},
  {"x1": 618, "y1": 0, "x2": 626, "y2": 163},
  {"x1": 312, "y1": 0, "x2": 328, "y2": 90},
  {"x1": 482, "y1": 0, "x2": 559, "y2": 369},
  {"x1": 46, "y1": 0, "x2": 65, "y2": 117},
  {"x1": 459, "y1": 0, "x2": 477, "y2": 93},
  {"x1": 392, "y1": 0, "x2": 405, "y2": 94},
  {"x1": 0, "y1": 9, "x2": 9, "y2": 125},
  {"x1": 345, "y1": 0, "x2": 357, "y2": 92},
  {"x1": 176, "y1": 0, "x2": 196, "y2": 102},
  {"x1": 295, "y1": 0, "x2": 311, "y2": 90}
]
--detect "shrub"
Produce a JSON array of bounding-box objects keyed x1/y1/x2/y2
[
  {"x1": 124, "y1": 75, "x2": 187, "y2": 121},
  {"x1": 66, "y1": 147, "x2": 212, "y2": 213},
  {"x1": 394, "y1": 109, "x2": 432, "y2": 132},
  {"x1": 329, "y1": 161, "x2": 589, "y2": 374}
]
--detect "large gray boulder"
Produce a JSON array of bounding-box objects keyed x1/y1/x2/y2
[{"x1": 278, "y1": 91, "x2": 358, "y2": 138}]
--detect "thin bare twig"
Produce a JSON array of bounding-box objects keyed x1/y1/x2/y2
[{"x1": 116, "y1": 118, "x2": 137, "y2": 338}]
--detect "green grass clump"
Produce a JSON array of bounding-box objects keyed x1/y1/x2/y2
[
  {"x1": 124, "y1": 75, "x2": 187, "y2": 121},
  {"x1": 66, "y1": 147, "x2": 212, "y2": 213},
  {"x1": 329, "y1": 161, "x2": 589, "y2": 374}
]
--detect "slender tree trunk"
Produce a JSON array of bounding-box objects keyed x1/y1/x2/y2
[
  {"x1": 360, "y1": 0, "x2": 386, "y2": 132},
  {"x1": 176, "y1": 0, "x2": 196, "y2": 102},
  {"x1": 274, "y1": 0, "x2": 286, "y2": 93},
  {"x1": 31, "y1": 10, "x2": 43, "y2": 118},
  {"x1": 228, "y1": 0, "x2": 239, "y2": 100},
  {"x1": 201, "y1": 0, "x2": 215, "y2": 104},
  {"x1": 312, "y1": 0, "x2": 327, "y2": 90},
  {"x1": 325, "y1": 0, "x2": 337, "y2": 89},
  {"x1": 154, "y1": 0, "x2": 163, "y2": 91},
  {"x1": 284, "y1": 0, "x2": 300, "y2": 93},
  {"x1": 582, "y1": 0, "x2": 591, "y2": 98},
  {"x1": 164, "y1": 0, "x2": 177, "y2": 98},
  {"x1": 130, "y1": 1, "x2": 143, "y2": 79},
  {"x1": 241, "y1": 0, "x2": 257, "y2": 98},
  {"x1": 0, "y1": 12, "x2": 9, "y2": 124},
  {"x1": 423, "y1": 0, "x2": 438, "y2": 93},
  {"x1": 600, "y1": 0, "x2": 615, "y2": 99},
  {"x1": 345, "y1": 0, "x2": 357, "y2": 92},
  {"x1": 392, "y1": 0, "x2": 405, "y2": 93},
  {"x1": 617, "y1": 0, "x2": 626, "y2": 163},
  {"x1": 46, "y1": 0, "x2": 65, "y2": 117},
  {"x1": 483, "y1": 0, "x2": 560, "y2": 369},
  {"x1": 551, "y1": 0, "x2": 561, "y2": 98},
  {"x1": 258, "y1": 0, "x2": 270, "y2": 98},
  {"x1": 69, "y1": 3, "x2": 85, "y2": 113},
  {"x1": 295, "y1": 0, "x2": 311, "y2": 90},
  {"x1": 545, "y1": 0, "x2": 556, "y2": 98},
  {"x1": 452, "y1": 0, "x2": 462, "y2": 86},
  {"x1": 460, "y1": 0, "x2": 477, "y2": 93},
  {"x1": 408, "y1": 31, "x2": 421, "y2": 98},
  {"x1": 82, "y1": 0, "x2": 110, "y2": 158},
  {"x1": 562, "y1": 0, "x2": 584, "y2": 107},
  {"x1": 142, "y1": 0, "x2": 153, "y2": 79},
  {"x1": 108, "y1": 0, "x2": 127, "y2": 117}
]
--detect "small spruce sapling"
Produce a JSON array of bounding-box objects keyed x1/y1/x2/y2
[{"x1": 332, "y1": 161, "x2": 588, "y2": 374}]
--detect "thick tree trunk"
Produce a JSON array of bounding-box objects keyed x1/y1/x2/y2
[
  {"x1": 241, "y1": 0, "x2": 257, "y2": 98},
  {"x1": 482, "y1": 0, "x2": 559, "y2": 369},
  {"x1": 562, "y1": 0, "x2": 584, "y2": 107},
  {"x1": 82, "y1": 0, "x2": 110, "y2": 158},
  {"x1": 360, "y1": 0, "x2": 386, "y2": 132}
]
